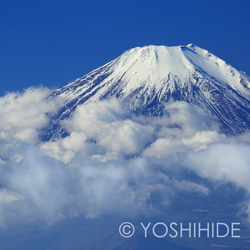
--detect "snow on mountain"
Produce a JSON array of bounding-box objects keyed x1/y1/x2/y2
[{"x1": 49, "y1": 44, "x2": 250, "y2": 137}]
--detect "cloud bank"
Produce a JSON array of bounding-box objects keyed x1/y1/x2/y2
[{"x1": 0, "y1": 88, "x2": 250, "y2": 227}]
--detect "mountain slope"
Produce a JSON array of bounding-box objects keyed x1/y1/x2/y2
[{"x1": 49, "y1": 44, "x2": 250, "y2": 137}]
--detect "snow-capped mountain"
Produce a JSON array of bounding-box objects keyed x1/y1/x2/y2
[{"x1": 49, "y1": 44, "x2": 250, "y2": 137}]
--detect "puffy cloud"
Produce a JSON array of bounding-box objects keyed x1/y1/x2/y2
[
  {"x1": 0, "y1": 145, "x2": 208, "y2": 225},
  {"x1": 182, "y1": 142, "x2": 250, "y2": 222},
  {"x1": 0, "y1": 90, "x2": 249, "y2": 228},
  {"x1": 142, "y1": 137, "x2": 187, "y2": 158},
  {"x1": 182, "y1": 130, "x2": 226, "y2": 151},
  {"x1": 62, "y1": 98, "x2": 128, "y2": 134},
  {"x1": 61, "y1": 99, "x2": 154, "y2": 156},
  {"x1": 0, "y1": 88, "x2": 62, "y2": 143},
  {"x1": 142, "y1": 102, "x2": 224, "y2": 158},
  {"x1": 41, "y1": 131, "x2": 88, "y2": 164},
  {"x1": 162, "y1": 100, "x2": 220, "y2": 134},
  {"x1": 184, "y1": 142, "x2": 250, "y2": 192}
]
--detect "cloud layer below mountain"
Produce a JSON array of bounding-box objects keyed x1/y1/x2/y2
[{"x1": 0, "y1": 88, "x2": 250, "y2": 227}]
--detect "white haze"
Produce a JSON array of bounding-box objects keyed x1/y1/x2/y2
[{"x1": 0, "y1": 88, "x2": 250, "y2": 227}]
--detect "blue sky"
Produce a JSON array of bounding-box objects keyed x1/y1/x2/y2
[{"x1": 1, "y1": 0, "x2": 250, "y2": 95}]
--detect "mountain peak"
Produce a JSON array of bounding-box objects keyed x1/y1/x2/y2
[
  {"x1": 127, "y1": 44, "x2": 194, "y2": 77},
  {"x1": 102, "y1": 44, "x2": 250, "y2": 97},
  {"x1": 50, "y1": 44, "x2": 250, "y2": 136},
  {"x1": 100, "y1": 44, "x2": 194, "y2": 96}
]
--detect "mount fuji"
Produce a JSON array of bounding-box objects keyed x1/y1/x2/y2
[
  {"x1": 47, "y1": 44, "x2": 250, "y2": 139},
  {"x1": 2, "y1": 45, "x2": 250, "y2": 250}
]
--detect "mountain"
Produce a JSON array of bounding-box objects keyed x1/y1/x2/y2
[{"x1": 47, "y1": 44, "x2": 250, "y2": 138}]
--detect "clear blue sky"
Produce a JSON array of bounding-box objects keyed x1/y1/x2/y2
[{"x1": 1, "y1": 0, "x2": 250, "y2": 95}]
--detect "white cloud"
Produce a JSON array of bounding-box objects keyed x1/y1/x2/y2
[
  {"x1": 0, "y1": 88, "x2": 62, "y2": 143},
  {"x1": 41, "y1": 131, "x2": 88, "y2": 164},
  {"x1": 0, "y1": 90, "x2": 249, "y2": 227},
  {"x1": 184, "y1": 142, "x2": 250, "y2": 192},
  {"x1": 61, "y1": 99, "x2": 154, "y2": 156},
  {"x1": 142, "y1": 137, "x2": 187, "y2": 158},
  {"x1": 163, "y1": 100, "x2": 220, "y2": 134}
]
